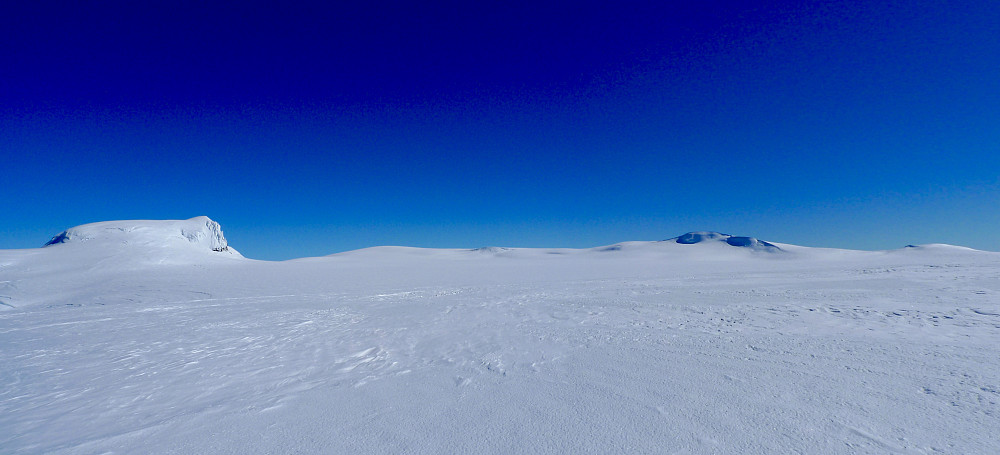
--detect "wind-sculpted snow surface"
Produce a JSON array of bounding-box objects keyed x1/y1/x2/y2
[{"x1": 1, "y1": 219, "x2": 999, "y2": 454}]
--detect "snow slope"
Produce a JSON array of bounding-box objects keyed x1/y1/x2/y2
[{"x1": 1, "y1": 218, "x2": 999, "y2": 454}]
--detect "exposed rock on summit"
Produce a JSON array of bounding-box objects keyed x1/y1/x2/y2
[{"x1": 667, "y1": 231, "x2": 782, "y2": 252}]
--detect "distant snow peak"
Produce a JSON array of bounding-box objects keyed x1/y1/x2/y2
[
  {"x1": 674, "y1": 231, "x2": 729, "y2": 244},
  {"x1": 900, "y1": 243, "x2": 978, "y2": 252},
  {"x1": 42, "y1": 216, "x2": 236, "y2": 255},
  {"x1": 668, "y1": 231, "x2": 782, "y2": 252}
]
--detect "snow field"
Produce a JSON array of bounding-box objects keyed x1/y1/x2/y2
[{"x1": 1, "y1": 219, "x2": 998, "y2": 453}]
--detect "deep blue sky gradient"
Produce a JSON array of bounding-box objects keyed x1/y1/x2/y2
[{"x1": 3, "y1": 1, "x2": 999, "y2": 259}]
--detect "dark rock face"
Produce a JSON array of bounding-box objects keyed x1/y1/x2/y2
[
  {"x1": 43, "y1": 231, "x2": 71, "y2": 246},
  {"x1": 725, "y1": 236, "x2": 754, "y2": 247}
]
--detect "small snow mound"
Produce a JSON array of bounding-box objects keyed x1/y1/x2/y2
[
  {"x1": 43, "y1": 216, "x2": 238, "y2": 255},
  {"x1": 470, "y1": 247, "x2": 512, "y2": 254},
  {"x1": 666, "y1": 231, "x2": 782, "y2": 252},
  {"x1": 900, "y1": 243, "x2": 981, "y2": 252}
]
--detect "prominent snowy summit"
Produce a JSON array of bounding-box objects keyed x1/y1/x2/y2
[
  {"x1": 43, "y1": 216, "x2": 239, "y2": 256},
  {"x1": 666, "y1": 231, "x2": 782, "y2": 252}
]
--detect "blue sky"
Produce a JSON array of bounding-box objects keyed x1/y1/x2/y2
[{"x1": 3, "y1": 1, "x2": 999, "y2": 260}]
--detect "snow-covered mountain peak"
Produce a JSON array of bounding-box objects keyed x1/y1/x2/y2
[
  {"x1": 43, "y1": 216, "x2": 238, "y2": 255},
  {"x1": 666, "y1": 231, "x2": 782, "y2": 252}
]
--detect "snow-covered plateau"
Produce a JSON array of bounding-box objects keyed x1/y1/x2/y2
[{"x1": 1, "y1": 217, "x2": 998, "y2": 454}]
